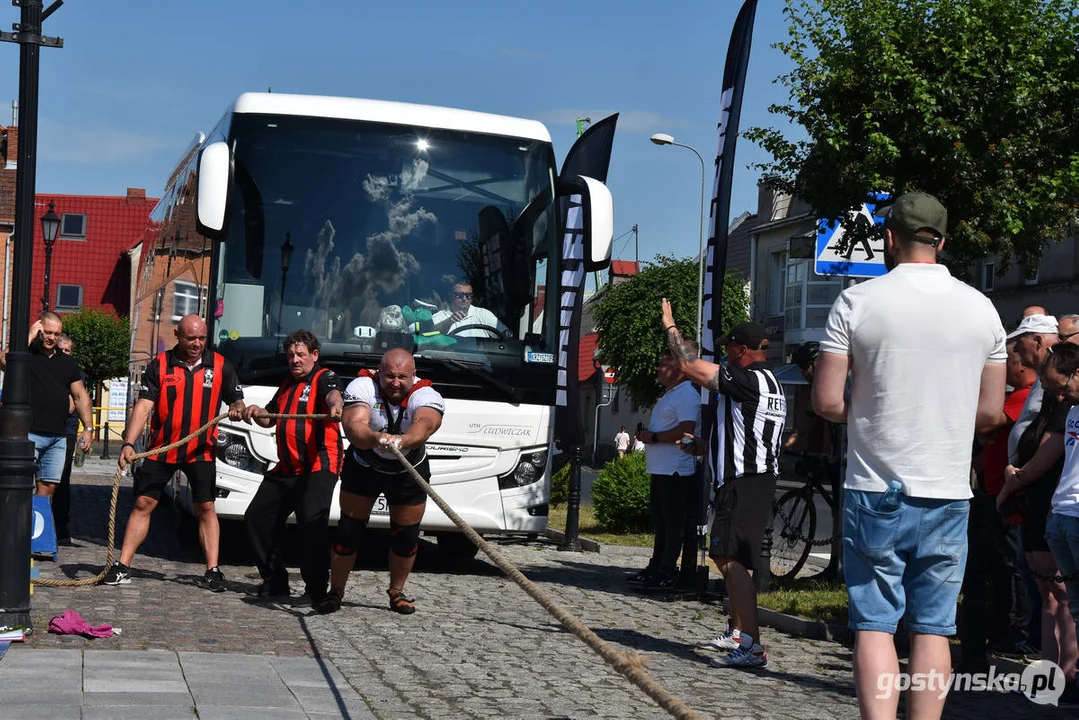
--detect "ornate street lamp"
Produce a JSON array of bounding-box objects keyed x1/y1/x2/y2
[{"x1": 40, "y1": 201, "x2": 59, "y2": 312}]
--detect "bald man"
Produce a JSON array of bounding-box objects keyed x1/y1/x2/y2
[
  {"x1": 316, "y1": 348, "x2": 444, "y2": 615},
  {"x1": 105, "y1": 315, "x2": 245, "y2": 590}
]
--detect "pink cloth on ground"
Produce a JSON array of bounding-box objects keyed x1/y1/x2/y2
[{"x1": 48, "y1": 610, "x2": 114, "y2": 638}]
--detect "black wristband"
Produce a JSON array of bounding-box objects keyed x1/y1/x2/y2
[
  {"x1": 665, "y1": 325, "x2": 678, "y2": 333},
  {"x1": 121, "y1": 442, "x2": 135, "y2": 450}
]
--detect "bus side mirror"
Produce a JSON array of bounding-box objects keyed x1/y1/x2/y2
[
  {"x1": 196, "y1": 141, "x2": 232, "y2": 240},
  {"x1": 557, "y1": 175, "x2": 614, "y2": 271}
]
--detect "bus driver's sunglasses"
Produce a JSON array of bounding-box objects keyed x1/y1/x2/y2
[{"x1": 453, "y1": 292, "x2": 473, "y2": 299}]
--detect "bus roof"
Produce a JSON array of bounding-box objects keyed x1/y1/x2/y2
[{"x1": 229, "y1": 93, "x2": 552, "y2": 143}]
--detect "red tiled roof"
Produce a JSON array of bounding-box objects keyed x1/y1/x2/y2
[
  {"x1": 610, "y1": 260, "x2": 639, "y2": 276},
  {"x1": 29, "y1": 192, "x2": 157, "y2": 317},
  {"x1": 579, "y1": 332, "x2": 599, "y2": 382}
]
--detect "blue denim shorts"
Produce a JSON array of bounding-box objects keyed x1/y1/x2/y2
[
  {"x1": 29, "y1": 432, "x2": 68, "y2": 482},
  {"x1": 843, "y1": 488, "x2": 969, "y2": 635},
  {"x1": 1045, "y1": 512, "x2": 1079, "y2": 628}
]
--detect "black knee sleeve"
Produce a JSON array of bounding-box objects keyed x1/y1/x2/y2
[
  {"x1": 389, "y1": 521, "x2": 421, "y2": 558},
  {"x1": 332, "y1": 515, "x2": 368, "y2": 556}
]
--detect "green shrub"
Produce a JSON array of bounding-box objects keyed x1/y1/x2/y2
[
  {"x1": 550, "y1": 461, "x2": 571, "y2": 506},
  {"x1": 591, "y1": 452, "x2": 651, "y2": 532}
]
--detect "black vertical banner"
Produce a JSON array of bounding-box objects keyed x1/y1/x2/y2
[
  {"x1": 701, "y1": 0, "x2": 758, "y2": 496},
  {"x1": 553, "y1": 114, "x2": 618, "y2": 449}
]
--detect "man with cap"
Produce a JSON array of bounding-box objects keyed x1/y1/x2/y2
[
  {"x1": 810, "y1": 192, "x2": 1006, "y2": 719},
  {"x1": 660, "y1": 305, "x2": 786, "y2": 669}
]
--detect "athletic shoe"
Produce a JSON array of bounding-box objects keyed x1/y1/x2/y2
[
  {"x1": 203, "y1": 567, "x2": 227, "y2": 593},
  {"x1": 710, "y1": 643, "x2": 768, "y2": 668},
  {"x1": 313, "y1": 589, "x2": 343, "y2": 615},
  {"x1": 642, "y1": 571, "x2": 678, "y2": 590},
  {"x1": 388, "y1": 587, "x2": 416, "y2": 615},
  {"x1": 696, "y1": 628, "x2": 741, "y2": 652},
  {"x1": 626, "y1": 568, "x2": 657, "y2": 585},
  {"x1": 102, "y1": 562, "x2": 132, "y2": 586},
  {"x1": 250, "y1": 581, "x2": 290, "y2": 599}
]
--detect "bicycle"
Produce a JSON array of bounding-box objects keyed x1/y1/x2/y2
[{"x1": 770, "y1": 451, "x2": 841, "y2": 581}]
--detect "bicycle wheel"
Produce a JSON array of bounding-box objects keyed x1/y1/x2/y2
[{"x1": 771, "y1": 488, "x2": 816, "y2": 580}]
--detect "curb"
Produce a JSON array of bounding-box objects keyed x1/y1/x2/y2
[
  {"x1": 543, "y1": 528, "x2": 602, "y2": 553},
  {"x1": 719, "y1": 597, "x2": 853, "y2": 644}
]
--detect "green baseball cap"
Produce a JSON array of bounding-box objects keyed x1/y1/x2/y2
[{"x1": 876, "y1": 192, "x2": 948, "y2": 241}]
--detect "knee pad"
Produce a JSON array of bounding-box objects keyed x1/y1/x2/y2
[
  {"x1": 332, "y1": 515, "x2": 368, "y2": 557},
  {"x1": 389, "y1": 521, "x2": 421, "y2": 558}
]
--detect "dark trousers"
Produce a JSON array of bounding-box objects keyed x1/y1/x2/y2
[
  {"x1": 53, "y1": 434, "x2": 76, "y2": 540},
  {"x1": 244, "y1": 469, "x2": 337, "y2": 595},
  {"x1": 648, "y1": 472, "x2": 693, "y2": 574},
  {"x1": 960, "y1": 488, "x2": 1026, "y2": 661}
]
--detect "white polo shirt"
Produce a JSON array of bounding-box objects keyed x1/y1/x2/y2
[
  {"x1": 432, "y1": 306, "x2": 507, "y2": 337},
  {"x1": 821, "y1": 263, "x2": 1006, "y2": 499},
  {"x1": 1052, "y1": 406, "x2": 1079, "y2": 517},
  {"x1": 645, "y1": 380, "x2": 700, "y2": 476}
]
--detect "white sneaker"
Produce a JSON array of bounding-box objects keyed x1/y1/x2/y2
[
  {"x1": 710, "y1": 643, "x2": 768, "y2": 668},
  {"x1": 696, "y1": 628, "x2": 741, "y2": 651}
]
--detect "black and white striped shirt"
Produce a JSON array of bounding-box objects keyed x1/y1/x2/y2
[{"x1": 713, "y1": 362, "x2": 786, "y2": 484}]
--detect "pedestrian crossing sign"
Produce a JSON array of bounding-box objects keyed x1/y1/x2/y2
[{"x1": 814, "y1": 198, "x2": 889, "y2": 278}]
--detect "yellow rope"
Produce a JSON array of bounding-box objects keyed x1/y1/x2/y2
[
  {"x1": 32, "y1": 412, "x2": 327, "y2": 587},
  {"x1": 387, "y1": 445, "x2": 704, "y2": 720}
]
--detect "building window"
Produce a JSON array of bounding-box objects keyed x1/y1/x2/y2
[
  {"x1": 766, "y1": 251, "x2": 786, "y2": 317},
  {"x1": 60, "y1": 213, "x2": 87, "y2": 240},
  {"x1": 172, "y1": 281, "x2": 206, "y2": 321},
  {"x1": 55, "y1": 284, "x2": 83, "y2": 311},
  {"x1": 981, "y1": 262, "x2": 995, "y2": 292},
  {"x1": 1024, "y1": 258, "x2": 1040, "y2": 286}
]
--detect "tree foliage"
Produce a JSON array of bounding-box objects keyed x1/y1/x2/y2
[
  {"x1": 593, "y1": 255, "x2": 749, "y2": 407},
  {"x1": 743, "y1": 0, "x2": 1079, "y2": 278},
  {"x1": 61, "y1": 309, "x2": 130, "y2": 400}
]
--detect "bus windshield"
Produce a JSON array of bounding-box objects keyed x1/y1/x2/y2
[{"x1": 212, "y1": 113, "x2": 560, "y2": 404}]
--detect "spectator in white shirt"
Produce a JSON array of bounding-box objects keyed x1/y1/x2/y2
[{"x1": 614, "y1": 426, "x2": 631, "y2": 458}]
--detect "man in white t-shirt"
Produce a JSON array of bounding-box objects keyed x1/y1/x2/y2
[
  {"x1": 627, "y1": 347, "x2": 700, "y2": 590},
  {"x1": 812, "y1": 192, "x2": 1006, "y2": 719},
  {"x1": 315, "y1": 348, "x2": 445, "y2": 616},
  {"x1": 432, "y1": 283, "x2": 507, "y2": 338},
  {"x1": 1041, "y1": 343, "x2": 1079, "y2": 686},
  {"x1": 614, "y1": 426, "x2": 631, "y2": 458}
]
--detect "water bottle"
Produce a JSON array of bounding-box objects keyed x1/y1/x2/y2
[{"x1": 878, "y1": 480, "x2": 903, "y2": 512}]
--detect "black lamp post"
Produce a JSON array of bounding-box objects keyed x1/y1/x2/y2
[
  {"x1": 277, "y1": 232, "x2": 293, "y2": 335},
  {"x1": 0, "y1": 0, "x2": 64, "y2": 632},
  {"x1": 40, "y1": 201, "x2": 59, "y2": 312}
]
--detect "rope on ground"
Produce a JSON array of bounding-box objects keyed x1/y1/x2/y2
[
  {"x1": 387, "y1": 444, "x2": 704, "y2": 720},
  {"x1": 32, "y1": 412, "x2": 328, "y2": 588}
]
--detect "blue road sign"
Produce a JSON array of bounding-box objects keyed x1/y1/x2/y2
[
  {"x1": 31, "y1": 495, "x2": 58, "y2": 561},
  {"x1": 815, "y1": 198, "x2": 889, "y2": 278}
]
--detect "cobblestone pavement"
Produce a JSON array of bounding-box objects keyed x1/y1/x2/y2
[{"x1": 12, "y1": 470, "x2": 1075, "y2": 719}]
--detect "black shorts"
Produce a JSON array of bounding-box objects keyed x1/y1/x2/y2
[
  {"x1": 1020, "y1": 477, "x2": 1056, "y2": 553},
  {"x1": 134, "y1": 459, "x2": 216, "y2": 503},
  {"x1": 339, "y1": 451, "x2": 429, "y2": 507},
  {"x1": 710, "y1": 472, "x2": 777, "y2": 569}
]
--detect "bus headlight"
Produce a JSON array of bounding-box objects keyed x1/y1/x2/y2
[
  {"x1": 497, "y1": 449, "x2": 548, "y2": 490},
  {"x1": 216, "y1": 429, "x2": 268, "y2": 475}
]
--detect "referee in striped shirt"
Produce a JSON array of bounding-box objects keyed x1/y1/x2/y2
[{"x1": 661, "y1": 299, "x2": 786, "y2": 670}]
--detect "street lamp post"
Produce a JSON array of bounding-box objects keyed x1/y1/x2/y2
[
  {"x1": 277, "y1": 232, "x2": 293, "y2": 335},
  {"x1": 650, "y1": 133, "x2": 707, "y2": 341},
  {"x1": 40, "y1": 201, "x2": 59, "y2": 312},
  {"x1": 0, "y1": 0, "x2": 64, "y2": 632}
]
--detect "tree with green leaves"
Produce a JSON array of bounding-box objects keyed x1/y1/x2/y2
[
  {"x1": 744, "y1": 0, "x2": 1079, "y2": 278},
  {"x1": 61, "y1": 308, "x2": 130, "y2": 403},
  {"x1": 593, "y1": 255, "x2": 749, "y2": 407}
]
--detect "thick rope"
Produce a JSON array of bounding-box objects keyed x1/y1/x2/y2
[
  {"x1": 32, "y1": 412, "x2": 327, "y2": 587},
  {"x1": 387, "y1": 444, "x2": 704, "y2": 720}
]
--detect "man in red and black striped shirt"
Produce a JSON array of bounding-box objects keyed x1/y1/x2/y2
[
  {"x1": 106, "y1": 315, "x2": 245, "y2": 591},
  {"x1": 242, "y1": 329, "x2": 343, "y2": 602}
]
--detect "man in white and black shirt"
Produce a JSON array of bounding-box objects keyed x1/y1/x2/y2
[
  {"x1": 315, "y1": 348, "x2": 444, "y2": 616},
  {"x1": 661, "y1": 305, "x2": 785, "y2": 670}
]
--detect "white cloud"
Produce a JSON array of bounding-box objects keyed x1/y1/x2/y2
[
  {"x1": 533, "y1": 109, "x2": 696, "y2": 135},
  {"x1": 37, "y1": 118, "x2": 178, "y2": 164}
]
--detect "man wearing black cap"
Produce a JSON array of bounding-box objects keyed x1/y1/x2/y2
[
  {"x1": 811, "y1": 191, "x2": 1007, "y2": 719},
  {"x1": 660, "y1": 303, "x2": 786, "y2": 669}
]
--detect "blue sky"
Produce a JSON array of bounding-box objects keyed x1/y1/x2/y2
[{"x1": 0, "y1": 0, "x2": 797, "y2": 270}]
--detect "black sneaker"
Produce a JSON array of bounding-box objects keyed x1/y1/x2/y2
[
  {"x1": 203, "y1": 567, "x2": 227, "y2": 593},
  {"x1": 313, "y1": 589, "x2": 343, "y2": 615},
  {"x1": 642, "y1": 571, "x2": 678, "y2": 590},
  {"x1": 250, "y1": 581, "x2": 290, "y2": 599},
  {"x1": 626, "y1": 568, "x2": 657, "y2": 585},
  {"x1": 102, "y1": 563, "x2": 131, "y2": 586}
]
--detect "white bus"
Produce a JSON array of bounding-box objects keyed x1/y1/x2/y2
[{"x1": 129, "y1": 93, "x2": 613, "y2": 557}]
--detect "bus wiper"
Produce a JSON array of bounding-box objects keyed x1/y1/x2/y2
[{"x1": 443, "y1": 359, "x2": 522, "y2": 403}]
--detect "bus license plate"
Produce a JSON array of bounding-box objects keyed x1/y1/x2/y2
[{"x1": 371, "y1": 495, "x2": 389, "y2": 515}]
